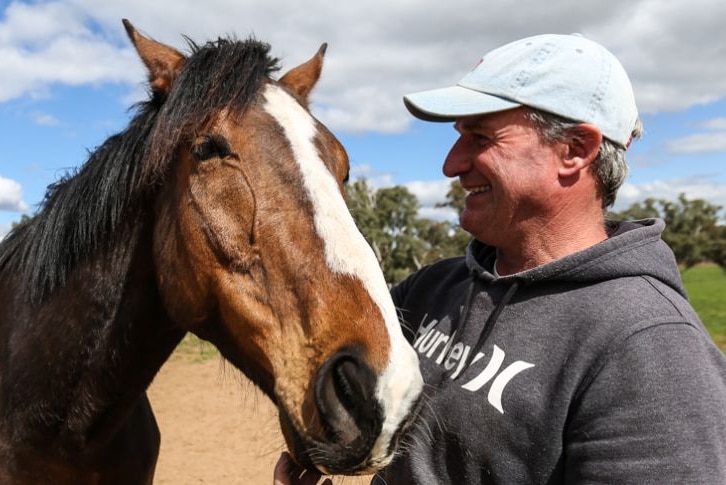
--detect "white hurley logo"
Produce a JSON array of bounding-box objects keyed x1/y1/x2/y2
[{"x1": 413, "y1": 317, "x2": 534, "y2": 414}]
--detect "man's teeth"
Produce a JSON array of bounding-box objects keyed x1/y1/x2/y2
[{"x1": 468, "y1": 185, "x2": 492, "y2": 195}]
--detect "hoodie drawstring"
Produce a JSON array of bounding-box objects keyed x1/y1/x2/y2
[{"x1": 452, "y1": 276, "x2": 520, "y2": 380}]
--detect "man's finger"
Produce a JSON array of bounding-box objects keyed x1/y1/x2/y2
[{"x1": 273, "y1": 452, "x2": 331, "y2": 485}]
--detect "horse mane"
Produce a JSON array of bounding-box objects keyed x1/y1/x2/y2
[{"x1": 0, "y1": 36, "x2": 280, "y2": 302}]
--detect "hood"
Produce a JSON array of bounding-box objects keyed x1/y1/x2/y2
[{"x1": 464, "y1": 218, "x2": 686, "y2": 298}]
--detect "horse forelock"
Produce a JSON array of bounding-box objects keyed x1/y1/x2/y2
[
  {"x1": 0, "y1": 36, "x2": 280, "y2": 303},
  {"x1": 143, "y1": 37, "x2": 280, "y2": 185}
]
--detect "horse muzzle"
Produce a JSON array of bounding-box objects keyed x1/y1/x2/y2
[{"x1": 280, "y1": 346, "x2": 422, "y2": 475}]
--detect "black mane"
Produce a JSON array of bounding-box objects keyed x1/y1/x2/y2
[{"x1": 0, "y1": 36, "x2": 280, "y2": 302}]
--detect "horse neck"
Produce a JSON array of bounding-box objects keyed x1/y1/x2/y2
[{"x1": 0, "y1": 218, "x2": 185, "y2": 452}]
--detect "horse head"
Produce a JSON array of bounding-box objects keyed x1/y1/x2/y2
[{"x1": 124, "y1": 21, "x2": 423, "y2": 475}]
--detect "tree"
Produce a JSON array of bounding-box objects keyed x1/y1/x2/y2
[
  {"x1": 436, "y1": 180, "x2": 466, "y2": 215},
  {"x1": 373, "y1": 185, "x2": 426, "y2": 284},
  {"x1": 610, "y1": 193, "x2": 726, "y2": 269},
  {"x1": 345, "y1": 179, "x2": 470, "y2": 286},
  {"x1": 434, "y1": 180, "x2": 471, "y2": 257},
  {"x1": 10, "y1": 214, "x2": 31, "y2": 230},
  {"x1": 346, "y1": 180, "x2": 421, "y2": 284},
  {"x1": 712, "y1": 225, "x2": 726, "y2": 268},
  {"x1": 345, "y1": 179, "x2": 384, "y2": 261},
  {"x1": 414, "y1": 217, "x2": 470, "y2": 266}
]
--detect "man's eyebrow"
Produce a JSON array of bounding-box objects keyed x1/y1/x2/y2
[{"x1": 456, "y1": 118, "x2": 491, "y2": 132}]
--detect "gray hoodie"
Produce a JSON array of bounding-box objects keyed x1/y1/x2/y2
[{"x1": 375, "y1": 219, "x2": 726, "y2": 484}]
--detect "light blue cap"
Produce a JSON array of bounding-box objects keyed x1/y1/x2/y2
[{"x1": 404, "y1": 34, "x2": 639, "y2": 147}]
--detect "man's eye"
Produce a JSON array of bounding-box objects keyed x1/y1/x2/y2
[{"x1": 473, "y1": 135, "x2": 492, "y2": 146}]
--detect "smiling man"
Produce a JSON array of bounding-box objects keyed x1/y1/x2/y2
[
  {"x1": 442, "y1": 108, "x2": 609, "y2": 275},
  {"x1": 276, "y1": 33, "x2": 726, "y2": 485},
  {"x1": 376, "y1": 33, "x2": 726, "y2": 485}
]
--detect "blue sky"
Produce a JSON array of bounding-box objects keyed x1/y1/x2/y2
[{"x1": 1, "y1": 0, "x2": 725, "y2": 238}]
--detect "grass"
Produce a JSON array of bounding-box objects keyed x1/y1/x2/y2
[
  {"x1": 172, "y1": 334, "x2": 220, "y2": 362},
  {"x1": 682, "y1": 264, "x2": 726, "y2": 351}
]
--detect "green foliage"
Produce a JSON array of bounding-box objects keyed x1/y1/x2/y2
[
  {"x1": 610, "y1": 193, "x2": 726, "y2": 269},
  {"x1": 436, "y1": 180, "x2": 466, "y2": 215},
  {"x1": 10, "y1": 214, "x2": 32, "y2": 230},
  {"x1": 711, "y1": 225, "x2": 726, "y2": 268},
  {"x1": 346, "y1": 179, "x2": 470, "y2": 285},
  {"x1": 174, "y1": 334, "x2": 219, "y2": 362},
  {"x1": 681, "y1": 265, "x2": 726, "y2": 352}
]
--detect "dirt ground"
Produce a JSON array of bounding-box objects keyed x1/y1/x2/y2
[{"x1": 147, "y1": 343, "x2": 372, "y2": 485}]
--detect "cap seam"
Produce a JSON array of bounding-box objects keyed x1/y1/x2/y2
[
  {"x1": 587, "y1": 47, "x2": 611, "y2": 128},
  {"x1": 510, "y1": 40, "x2": 556, "y2": 99}
]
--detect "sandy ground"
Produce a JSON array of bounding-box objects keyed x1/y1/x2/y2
[{"x1": 147, "y1": 343, "x2": 372, "y2": 485}]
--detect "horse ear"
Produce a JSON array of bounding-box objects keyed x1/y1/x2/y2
[
  {"x1": 122, "y1": 19, "x2": 186, "y2": 97},
  {"x1": 278, "y1": 43, "x2": 327, "y2": 104}
]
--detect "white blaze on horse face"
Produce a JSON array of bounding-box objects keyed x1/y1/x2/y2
[{"x1": 263, "y1": 84, "x2": 422, "y2": 465}]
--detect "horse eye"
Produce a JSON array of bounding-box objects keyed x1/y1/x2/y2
[{"x1": 192, "y1": 135, "x2": 230, "y2": 161}]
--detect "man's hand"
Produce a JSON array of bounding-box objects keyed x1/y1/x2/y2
[{"x1": 273, "y1": 452, "x2": 332, "y2": 485}]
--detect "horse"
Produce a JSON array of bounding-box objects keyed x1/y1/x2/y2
[{"x1": 0, "y1": 20, "x2": 423, "y2": 483}]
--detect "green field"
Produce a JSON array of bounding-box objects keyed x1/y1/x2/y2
[{"x1": 682, "y1": 264, "x2": 726, "y2": 351}]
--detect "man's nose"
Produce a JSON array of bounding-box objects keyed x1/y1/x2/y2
[{"x1": 442, "y1": 137, "x2": 471, "y2": 178}]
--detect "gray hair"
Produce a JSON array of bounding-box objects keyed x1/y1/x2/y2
[{"x1": 524, "y1": 108, "x2": 643, "y2": 209}]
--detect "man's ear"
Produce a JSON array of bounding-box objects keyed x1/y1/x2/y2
[{"x1": 559, "y1": 124, "x2": 602, "y2": 178}]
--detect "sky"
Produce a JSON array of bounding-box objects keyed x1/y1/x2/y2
[{"x1": 1, "y1": 0, "x2": 725, "y2": 239}]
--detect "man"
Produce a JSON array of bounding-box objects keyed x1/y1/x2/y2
[{"x1": 276, "y1": 33, "x2": 726, "y2": 484}]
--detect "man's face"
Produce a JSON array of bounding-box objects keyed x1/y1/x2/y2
[{"x1": 442, "y1": 107, "x2": 565, "y2": 247}]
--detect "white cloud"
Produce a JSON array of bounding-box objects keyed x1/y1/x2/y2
[
  {"x1": 615, "y1": 176, "x2": 726, "y2": 213},
  {"x1": 587, "y1": 0, "x2": 726, "y2": 114},
  {"x1": 700, "y1": 118, "x2": 726, "y2": 130},
  {"x1": 405, "y1": 179, "x2": 452, "y2": 207},
  {"x1": 418, "y1": 206, "x2": 458, "y2": 222},
  {"x1": 0, "y1": 1, "x2": 142, "y2": 103},
  {"x1": 349, "y1": 164, "x2": 396, "y2": 189},
  {"x1": 0, "y1": 176, "x2": 29, "y2": 212},
  {"x1": 0, "y1": 2, "x2": 86, "y2": 45},
  {"x1": 664, "y1": 116, "x2": 726, "y2": 154},
  {"x1": 0, "y1": 0, "x2": 725, "y2": 133},
  {"x1": 348, "y1": 173, "x2": 456, "y2": 219},
  {"x1": 666, "y1": 132, "x2": 726, "y2": 154},
  {"x1": 32, "y1": 112, "x2": 60, "y2": 126},
  {"x1": 404, "y1": 179, "x2": 459, "y2": 222}
]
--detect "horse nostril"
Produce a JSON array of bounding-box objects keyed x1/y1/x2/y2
[
  {"x1": 315, "y1": 349, "x2": 381, "y2": 445},
  {"x1": 333, "y1": 358, "x2": 369, "y2": 412}
]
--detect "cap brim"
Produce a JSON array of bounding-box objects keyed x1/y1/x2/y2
[{"x1": 403, "y1": 85, "x2": 521, "y2": 122}]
